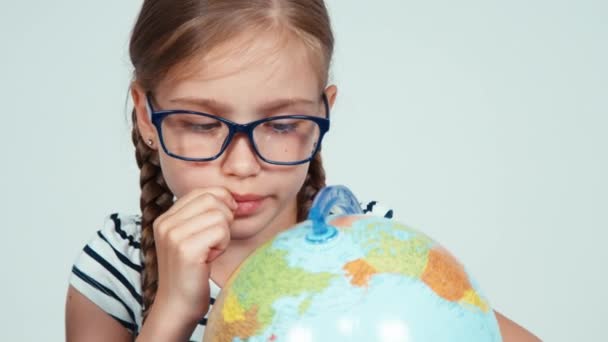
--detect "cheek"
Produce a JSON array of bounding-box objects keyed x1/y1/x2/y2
[
  {"x1": 273, "y1": 164, "x2": 310, "y2": 197},
  {"x1": 158, "y1": 154, "x2": 185, "y2": 196},
  {"x1": 157, "y1": 153, "x2": 215, "y2": 198},
  {"x1": 158, "y1": 151, "x2": 312, "y2": 199}
]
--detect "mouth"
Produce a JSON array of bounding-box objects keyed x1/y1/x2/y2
[{"x1": 232, "y1": 193, "x2": 268, "y2": 217}]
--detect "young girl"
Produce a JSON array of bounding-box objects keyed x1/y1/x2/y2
[{"x1": 65, "y1": 1, "x2": 541, "y2": 341}]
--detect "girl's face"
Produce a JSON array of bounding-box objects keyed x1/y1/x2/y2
[{"x1": 132, "y1": 31, "x2": 337, "y2": 241}]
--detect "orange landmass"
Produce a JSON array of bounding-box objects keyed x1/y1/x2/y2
[
  {"x1": 329, "y1": 215, "x2": 368, "y2": 228},
  {"x1": 421, "y1": 247, "x2": 472, "y2": 301},
  {"x1": 208, "y1": 306, "x2": 260, "y2": 342},
  {"x1": 344, "y1": 258, "x2": 378, "y2": 287}
]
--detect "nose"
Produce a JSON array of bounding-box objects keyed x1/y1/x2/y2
[{"x1": 221, "y1": 133, "x2": 262, "y2": 178}]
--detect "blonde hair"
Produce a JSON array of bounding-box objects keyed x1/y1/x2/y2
[{"x1": 128, "y1": 0, "x2": 334, "y2": 321}]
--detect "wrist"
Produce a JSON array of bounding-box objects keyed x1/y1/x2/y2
[{"x1": 137, "y1": 297, "x2": 204, "y2": 341}]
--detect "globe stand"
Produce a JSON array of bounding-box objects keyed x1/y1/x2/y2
[{"x1": 305, "y1": 185, "x2": 363, "y2": 244}]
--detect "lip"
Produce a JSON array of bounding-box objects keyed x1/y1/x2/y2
[
  {"x1": 231, "y1": 193, "x2": 268, "y2": 217},
  {"x1": 232, "y1": 193, "x2": 266, "y2": 202}
]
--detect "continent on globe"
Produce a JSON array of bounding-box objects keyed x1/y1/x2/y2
[
  {"x1": 333, "y1": 215, "x2": 490, "y2": 312},
  {"x1": 204, "y1": 215, "x2": 502, "y2": 342}
]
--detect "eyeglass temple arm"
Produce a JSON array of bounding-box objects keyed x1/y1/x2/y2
[
  {"x1": 144, "y1": 92, "x2": 155, "y2": 120},
  {"x1": 322, "y1": 93, "x2": 330, "y2": 120}
]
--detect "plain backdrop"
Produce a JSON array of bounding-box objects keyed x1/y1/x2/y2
[{"x1": 1, "y1": 0, "x2": 606, "y2": 341}]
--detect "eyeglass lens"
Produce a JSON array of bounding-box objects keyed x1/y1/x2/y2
[{"x1": 161, "y1": 114, "x2": 321, "y2": 163}]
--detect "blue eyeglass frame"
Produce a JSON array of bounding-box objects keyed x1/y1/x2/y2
[{"x1": 145, "y1": 92, "x2": 331, "y2": 165}]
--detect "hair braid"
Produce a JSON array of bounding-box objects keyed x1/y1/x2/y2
[
  {"x1": 130, "y1": 108, "x2": 174, "y2": 322},
  {"x1": 297, "y1": 151, "x2": 326, "y2": 221}
]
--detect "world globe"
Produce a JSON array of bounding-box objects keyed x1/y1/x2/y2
[{"x1": 204, "y1": 186, "x2": 502, "y2": 342}]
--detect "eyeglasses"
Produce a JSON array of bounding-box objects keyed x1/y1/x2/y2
[{"x1": 145, "y1": 92, "x2": 330, "y2": 165}]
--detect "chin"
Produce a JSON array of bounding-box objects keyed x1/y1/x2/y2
[
  {"x1": 230, "y1": 211, "x2": 282, "y2": 241},
  {"x1": 229, "y1": 216, "x2": 268, "y2": 240}
]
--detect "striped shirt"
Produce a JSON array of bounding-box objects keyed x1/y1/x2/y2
[{"x1": 69, "y1": 201, "x2": 394, "y2": 341}]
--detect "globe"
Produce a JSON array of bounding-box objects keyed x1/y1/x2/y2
[{"x1": 204, "y1": 186, "x2": 502, "y2": 342}]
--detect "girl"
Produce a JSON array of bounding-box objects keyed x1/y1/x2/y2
[{"x1": 65, "y1": 1, "x2": 541, "y2": 341}]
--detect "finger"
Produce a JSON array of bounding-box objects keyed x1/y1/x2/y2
[
  {"x1": 157, "y1": 188, "x2": 236, "y2": 230},
  {"x1": 179, "y1": 223, "x2": 231, "y2": 264},
  {"x1": 154, "y1": 195, "x2": 233, "y2": 242},
  {"x1": 166, "y1": 187, "x2": 236, "y2": 217},
  {"x1": 162, "y1": 209, "x2": 231, "y2": 247},
  {"x1": 171, "y1": 193, "x2": 235, "y2": 225}
]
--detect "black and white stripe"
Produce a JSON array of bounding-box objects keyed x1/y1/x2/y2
[{"x1": 70, "y1": 214, "x2": 145, "y2": 333}]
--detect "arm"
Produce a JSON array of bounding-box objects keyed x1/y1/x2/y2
[
  {"x1": 66, "y1": 286, "x2": 199, "y2": 342},
  {"x1": 495, "y1": 310, "x2": 542, "y2": 342},
  {"x1": 65, "y1": 286, "x2": 202, "y2": 342},
  {"x1": 65, "y1": 286, "x2": 133, "y2": 342}
]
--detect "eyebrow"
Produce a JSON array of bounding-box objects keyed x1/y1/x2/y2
[{"x1": 168, "y1": 96, "x2": 318, "y2": 115}]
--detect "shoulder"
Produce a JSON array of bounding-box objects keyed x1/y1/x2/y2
[
  {"x1": 99, "y1": 213, "x2": 143, "y2": 254},
  {"x1": 494, "y1": 310, "x2": 542, "y2": 342},
  {"x1": 83, "y1": 213, "x2": 143, "y2": 273},
  {"x1": 69, "y1": 213, "x2": 144, "y2": 333}
]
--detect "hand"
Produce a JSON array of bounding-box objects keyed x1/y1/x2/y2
[{"x1": 151, "y1": 187, "x2": 237, "y2": 323}]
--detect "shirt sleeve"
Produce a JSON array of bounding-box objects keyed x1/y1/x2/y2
[{"x1": 68, "y1": 213, "x2": 144, "y2": 333}]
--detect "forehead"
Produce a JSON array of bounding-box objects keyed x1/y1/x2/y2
[{"x1": 156, "y1": 30, "x2": 323, "y2": 104}]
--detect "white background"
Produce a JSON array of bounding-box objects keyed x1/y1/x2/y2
[{"x1": 1, "y1": 0, "x2": 606, "y2": 341}]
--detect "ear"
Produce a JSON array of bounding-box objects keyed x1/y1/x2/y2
[
  {"x1": 324, "y1": 84, "x2": 338, "y2": 110},
  {"x1": 130, "y1": 83, "x2": 158, "y2": 149}
]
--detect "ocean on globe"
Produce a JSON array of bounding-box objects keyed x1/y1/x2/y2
[{"x1": 203, "y1": 214, "x2": 502, "y2": 342}]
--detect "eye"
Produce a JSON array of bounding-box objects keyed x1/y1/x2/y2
[
  {"x1": 170, "y1": 114, "x2": 223, "y2": 133},
  {"x1": 189, "y1": 122, "x2": 222, "y2": 132},
  {"x1": 264, "y1": 119, "x2": 299, "y2": 134}
]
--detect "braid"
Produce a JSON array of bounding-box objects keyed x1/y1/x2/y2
[
  {"x1": 297, "y1": 151, "x2": 326, "y2": 221},
  {"x1": 130, "y1": 108, "x2": 174, "y2": 322}
]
